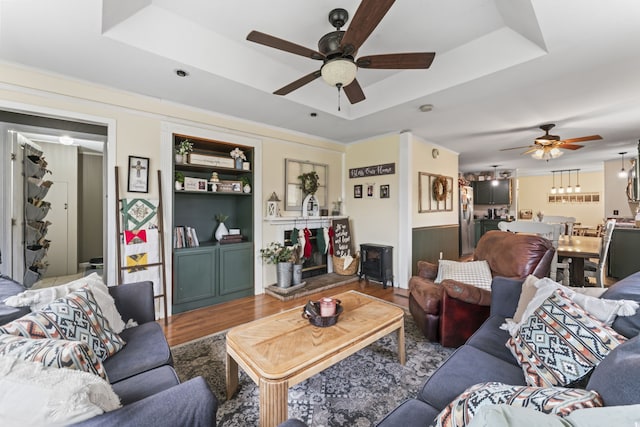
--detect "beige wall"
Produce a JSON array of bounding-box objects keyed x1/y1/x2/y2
[
  {"x1": 517, "y1": 171, "x2": 605, "y2": 225},
  {"x1": 604, "y1": 157, "x2": 638, "y2": 219}
]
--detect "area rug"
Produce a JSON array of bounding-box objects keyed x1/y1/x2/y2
[
  {"x1": 264, "y1": 273, "x2": 359, "y2": 301},
  {"x1": 172, "y1": 316, "x2": 453, "y2": 426}
]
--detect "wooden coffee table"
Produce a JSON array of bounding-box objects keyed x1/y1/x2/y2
[{"x1": 226, "y1": 290, "x2": 405, "y2": 427}]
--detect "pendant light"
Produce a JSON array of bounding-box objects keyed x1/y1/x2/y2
[
  {"x1": 558, "y1": 170, "x2": 564, "y2": 194},
  {"x1": 566, "y1": 169, "x2": 573, "y2": 193},
  {"x1": 491, "y1": 165, "x2": 499, "y2": 187},
  {"x1": 619, "y1": 152, "x2": 628, "y2": 178},
  {"x1": 550, "y1": 171, "x2": 557, "y2": 194},
  {"x1": 575, "y1": 169, "x2": 581, "y2": 193}
]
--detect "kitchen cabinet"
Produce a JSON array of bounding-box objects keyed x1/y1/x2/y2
[
  {"x1": 608, "y1": 227, "x2": 640, "y2": 279},
  {"x1": 473, "y1": 180, "x2": 511, "y2": 205},
  {"x1": 478, "y1": 219, "x2": 503, "y2": 238}
]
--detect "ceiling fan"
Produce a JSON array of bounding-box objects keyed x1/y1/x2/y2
[
  {"x1": 246, "y1": 0, "x2": 435, "y2": 106},
  {"x1": 500, "y1": 124, "x2": 602, "y2": 160}
]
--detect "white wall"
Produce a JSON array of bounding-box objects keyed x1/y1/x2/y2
[{"x1": 517, "y1": 171, "x2": 604, "y2": 225}]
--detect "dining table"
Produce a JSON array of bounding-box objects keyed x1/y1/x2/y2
[{"x1": 557, "y1": 235, "x2": 602, "y2": 286}]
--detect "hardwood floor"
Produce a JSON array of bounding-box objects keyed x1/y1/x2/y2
[{"x1": 161, "y1": 280, "x2": 409, "y2": 347}]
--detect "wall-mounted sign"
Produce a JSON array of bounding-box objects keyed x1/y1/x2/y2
[{"x1": 349, "y1": 163, "x2": 395, "y2": 179}]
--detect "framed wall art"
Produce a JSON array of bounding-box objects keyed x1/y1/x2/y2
[
  {"x1": 366, "y1": 183, "x2": 376, "y2": 198},
  {"x1": 354, "y1": 184, "x2": 363, "y2": 199},
  {"x1": 127, "y1": 155, "x2": 150, "y2": 193},
  {"x1": 418, "y1": 172, "x2": 453, "y2": 212},
  {"x1": 380, "y1": 184, "x2": 390, "y2": 199}
]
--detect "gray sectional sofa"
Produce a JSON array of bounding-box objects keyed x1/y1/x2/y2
[
  {"x1": 376, "y1": 271, "x2": 640, "y2": 426},
  {"x1": 0, "y1": 277, "x2": 218, "y2": 426}
]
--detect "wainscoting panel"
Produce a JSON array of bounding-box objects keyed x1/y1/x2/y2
[{"x1": 411, "y1": 225, "x2": 459, "y2": 275}]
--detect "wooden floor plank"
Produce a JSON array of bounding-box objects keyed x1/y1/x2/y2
[{"x1": 161, "y1": 280, "x2": 409, "y2": 347}]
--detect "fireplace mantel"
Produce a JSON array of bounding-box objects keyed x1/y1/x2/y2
[{"x1": 265, "y1": 216, "x2": 347, "y2": 227}]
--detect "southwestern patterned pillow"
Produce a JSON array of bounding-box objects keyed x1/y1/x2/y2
[
  {"x1": 435, "y1": 381, "x2": 603, "y2": 427},
  {"x1": 434, "y1": 260, "x2": 493, "y2": 291},
  {"x1": 507, "y1": 288, "x2": 627, "y2": 388},
  {"x1": 0, "y1": 334, "x2": 107, "y2": 379},
  {"x1": 0, "y1": 287, "x2": 125, "y2": 361}
]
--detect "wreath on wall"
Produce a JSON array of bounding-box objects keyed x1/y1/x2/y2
[
  {"x1": 299, "y1": 171, "x2": 319, "y2": 195},
  {"x1": 432, "y1": 176, "x2": 449, "y2": 201}
]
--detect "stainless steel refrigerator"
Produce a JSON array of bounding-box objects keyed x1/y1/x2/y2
[{"x1": 459, "y1": 185, "x2": 475, "y2": 255}]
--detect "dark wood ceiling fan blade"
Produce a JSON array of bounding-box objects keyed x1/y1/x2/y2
[
  {"x1": 357, "y1": 52, "x2": 435, "y2": 69},
  {"x1": 561, "y1": 135, "x2": 602, "y2": 144},
  {"x1": 559, "y1": 144, "x2": 584, "y2": 150},
  {"x1": 499, "y1": 145, "x2": 534, "y2": 151},
  {"x1": 340, "y1": 0, "x2": 395, "y2": 54},
  {"x1": 343, "y1": 79, "x2": 366, "y2": 104},
  {"x1": 247, "y1": 31, "x2": 325, "y2": 60},
  {"x1": 273, "y1": 70, "x2": 322, "y2": 96}
]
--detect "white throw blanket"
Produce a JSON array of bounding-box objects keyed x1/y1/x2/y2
[
  {"x1": 0, "y1": 356, "x2": 121, "y2": 426},
  {"x1": 3, "y1": 273, "x2": 127, "y2": 333}
]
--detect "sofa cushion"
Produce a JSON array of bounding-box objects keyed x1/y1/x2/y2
[
  {"x1": 435, "y1": 260, "x2": 493, "y2": 291},
  {"x1": 0, "y1": 287, "x2": 125, "y2": 361},
  {"x1": 3, "y1": 272, "x2": 126, "y2": 333},
  {"x1": 434, "y1": 382, "x2": 602, "y2": 427},
  {"x1": 0, "y1": 276, "x2": 30, "y2": 324},
  {"x1": 507, "y1": 288, "x2": 627, "y2": 388},
  {"x1": 111, "y1": 365, "x2": 179, "y2": 406},
  {"x1": 418, "y1": 345, "x2": 526, "y2": 410},
  {"x1": 465, "y1": 316, "x2": 518, "y2": 365},
  {"x1": 0, "y1": 334, "x2": 107, "y2": 379},
  {"x1": 103, "y1": 321, "x2": 172, "y2": 384},
  {"x1": 375, "y1": 398, "x2": 441, "y2": 427},
  {"x1": 600, "y1": 271, "x2": 640, "y2": 338},
  {"x1": 586, "y1": 334, "x2": 640, "y2": 406},
  {"x1": 0, "y1": 355, "x2": 120, "y2": 426}
]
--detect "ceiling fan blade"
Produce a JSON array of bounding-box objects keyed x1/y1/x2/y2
[
  {"x1": 340, "y1": 0, "x2": 395, "y2": 55},
  {"x1": 559, "y1": 144, "x2": 584, "y2": 150},
  {"x1": 357, "y1": 52, "x2": 435, "y2": 69},
  {"x1": 499, "y1": 145, "x2": 534, "y2": 152},
  {"x1": 273, "y1": 70, "x2": 322, "y2": 96},
  {"x1": 247, "y1": 31, "x2": 324, "y2": 60},
  {"x1": 561, "y1": 135, "x2": 602, "y2": 144},
  {"x1": 522, "y1": 147, "x2": 539, "y2": 155},
  {"x1": 343, "y1": 79, "x2": 366, "y2": 104}
]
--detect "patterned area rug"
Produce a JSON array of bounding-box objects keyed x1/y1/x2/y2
[{"x1": 172, "y1": 316, "x2": 453, "y2": 426}]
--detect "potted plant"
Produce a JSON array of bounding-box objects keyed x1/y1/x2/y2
[
  {"x1": 175, "y1": 139, "x2": 194, "y2": 163},
  {"x1": 240, "y1": 176, "x2": 251, "y2": 193},
  {"x1": 230, "y1": 147, "x2": 246, "y2": 169},
  {"x1": 260, "y1": 242, "x2": 295, "y2": 288},
  {"x1": 174, "y1": 171, "x2": 185, "y2": 190}
]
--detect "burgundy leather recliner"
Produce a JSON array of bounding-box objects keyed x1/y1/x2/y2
[{"x1": 409, "y1": 230, "x2": 555, "y2": 348}]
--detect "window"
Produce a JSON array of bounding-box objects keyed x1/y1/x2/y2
[{"x1": 284, "y1": 159, "x2": 328, "y2": 211}]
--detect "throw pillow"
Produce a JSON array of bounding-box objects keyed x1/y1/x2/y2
[
  {"x1": 435, "y1": 260, "x2": 493, "y2": 291},
  {"x1": 0, "y1": 287, "x2": 126, "y2": 361},
  {"x1": 417, "y1": 260, "x2": 438, "y2": 280},
  {"x1": 0, "y1": 335, "x2": 107, "y2": 379},
  {"x1": 504, "y1": 277, "x2": 639, "y2": 336},
  {"x1": 0, "y1": 356, "x2": 120, "y2": 425},
  {"x1": 507, "y1": 288, "x2": 627, "y2": 388},
  {"x1": 3, "y1": 272, "x2": 126, "y2": 333},
  {"x1": 435, "y1": 381, "x2": 602, "y2": 427}
]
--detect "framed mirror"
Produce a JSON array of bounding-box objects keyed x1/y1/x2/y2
[{"x1": 284, "y1": 159, "x2": 328, "y2": 211}]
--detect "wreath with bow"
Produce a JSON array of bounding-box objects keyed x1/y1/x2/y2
[{"x1": 432, "y1": 176, "x2": 449, "y2": 201}]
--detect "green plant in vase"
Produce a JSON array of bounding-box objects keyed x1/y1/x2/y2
[
  {"x1": 174, "y1": 171, "x2": 185, "y2": 190},
  {"x1": 240, "y1": 176, "x2": 251, "y2": 193},
  {"x1": 175, "y1": 139, "x2": 193, "y2": 163},
  {"x1": 260, "y1": 242, "x2": 296, "y2": 288},
  {"x1": 214, "y1": 213, "x2": 229, "y2": 241}
]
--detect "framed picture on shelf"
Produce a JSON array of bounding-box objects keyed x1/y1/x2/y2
[
  {"x1": 127, "y1": 156, "x2": 149, "y2": 193},
  {"x1": 354, "y1": 184, "x2": 363, "y2": 199},
  {"x1": 380, "y1": 184, "x2": 390, "y2": 199}
]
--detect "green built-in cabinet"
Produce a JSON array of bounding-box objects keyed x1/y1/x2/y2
[
  {"x1": 473, "y1": 180, "x2": 511, "y2": 205},
  {"x1": 172, "y1": 134, "x2": 254, "y2": 314},
  {"x1": 608, "y1": 227, "x2": 640, "y2": 279}
]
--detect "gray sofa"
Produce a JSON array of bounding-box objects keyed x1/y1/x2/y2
[
  {"x1": 0, "y1": 277, "x2": 218, "y2": 426},
  {"x1": 376, "y1": 271, "x2": 640, "y2": 426}
]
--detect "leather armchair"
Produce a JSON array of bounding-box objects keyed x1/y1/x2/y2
[{"x1": 409, "y1": 230, "x2": 555, "y2": 348}]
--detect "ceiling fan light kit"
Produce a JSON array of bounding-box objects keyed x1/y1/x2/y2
[{"x1": 246, "y1": 1, "x2": 435, "y2": 106}]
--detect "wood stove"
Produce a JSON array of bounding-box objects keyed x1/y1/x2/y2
[{"x1": 358, "y1": 243, "x2": 393, "y2": 288}]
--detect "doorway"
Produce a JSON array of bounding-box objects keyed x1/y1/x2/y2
[{"x1": 0, "y1": 110, "x2": 108, "y2": 286}]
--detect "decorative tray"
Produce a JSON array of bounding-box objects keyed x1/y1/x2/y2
[{"x1": 301, "y1": 300, "x2": 343, "y2": 327}]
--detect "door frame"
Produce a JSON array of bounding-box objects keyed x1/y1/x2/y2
[{"x1": 0, "y1": 100, "x2": 116, "y2": 284}]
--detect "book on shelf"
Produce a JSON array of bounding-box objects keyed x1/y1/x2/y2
[
  {"x1": 219, "y1": 234, "x2": 244, "y2": 244},
  {"x1": 174, "y1": 226, "x2": 200, "y2": 248}
]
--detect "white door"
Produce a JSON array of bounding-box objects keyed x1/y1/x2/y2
[{"x1": 43, "y1": 181, "x2": 69, "y2": 277}]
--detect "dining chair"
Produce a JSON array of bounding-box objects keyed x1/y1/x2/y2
[
  {"x1": 497, "y1": 221, "x2": 569, "y2": 284},
  {"x1": 541, "y1": 215, "x2": 577, "y2": 236},
  {"x1": 584, "y1": 219, "x2": 616, "y2": 287}
]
